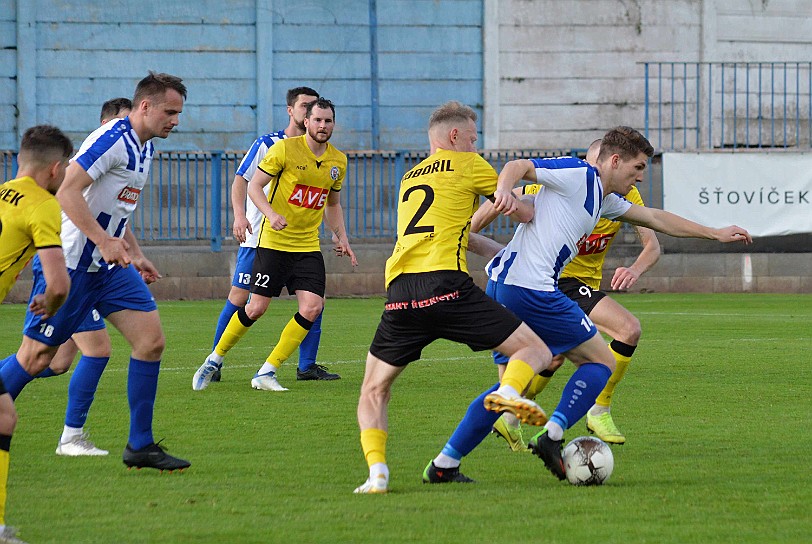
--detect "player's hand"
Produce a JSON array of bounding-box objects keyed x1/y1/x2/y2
[
  {"x1": 133, "y1": 257, "x2": 161, "y2": 284},
  {"x1": 610, "y1": 267, "x2": 640, "y2": 291},
  {"x1": 266, "y1": 210, "x2": 287, "y2": 231},
  {"x1": 233, "y1": 216, "x2": 251, "y2": 243},
  {"x1": 492, "y1": 187, "x2": 517, "y2": 215},
  {"x1": 334, "y1": 238, "x2": 358, "y2": 267},
  {"x1": 98, "y1": 236, "x2": 131, "y2": 267},
  {"x1": 715, "y1": 226, "x2": 752, "y2": 244},
  {"x1": 28, "y1": 294, "x2": 58, "y2": 318}
]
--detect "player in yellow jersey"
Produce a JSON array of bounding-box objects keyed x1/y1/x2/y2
[
  {"x1": 354, "y1": 101, "x2": 552, "y2": 494},
  {"x1": 199, "y1": 98, "x2": 357, "y2": 391},
  {"x1": 0, "y1": 124, "x2": 73, "y2": 544},
  {"x1": 469, "y1": 139, "x2": 660, "y2": 447}
]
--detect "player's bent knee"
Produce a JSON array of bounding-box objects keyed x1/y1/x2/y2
[{"x1": 618, "y1": 316, "x2": 642, "y2": 345}]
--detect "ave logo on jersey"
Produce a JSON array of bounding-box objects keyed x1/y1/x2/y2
[
  {"x1": 117, "y1": 186, "x2": 141, "y2": 204},
  {"x1": 577, "y1": 232, "x2": 615, "y2": 255},
  {"x1": 289, "y1": 184, "x2": 329, "y2": 209}
]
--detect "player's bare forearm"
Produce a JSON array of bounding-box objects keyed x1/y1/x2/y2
[
  {"x1": 36, "y1": 247, "x2": 70, "y2": 316},
  {"x1": 628, "y1": 226, "x2": 661, "y2": 276},
  {"x1": 621, "y1": 205, "x2": 751, "y2": 243}
]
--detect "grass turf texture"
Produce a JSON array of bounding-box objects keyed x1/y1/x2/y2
[{"x1": 2, "y1": 293, "x2": 810, "y2": 543}]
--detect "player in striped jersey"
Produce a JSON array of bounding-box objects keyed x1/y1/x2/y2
[
  {"x1": 472, "y1": 139, "x2": 661, "y2": 448},
  {"x1": 28, "y1": 98, "x2": 134, "y2": 458},
  {"x1": 0, "y1": 72, "x2": 191, "y2": 472},
  {"x1": 0, "y1": 125, "x2": 73, "y2": 544},
  {"x1": 428, "y1": 126, "x2": 751, "y2": 482},
  {"x1": 192, "y1": 86, "x2": 341, "y2": 390}
]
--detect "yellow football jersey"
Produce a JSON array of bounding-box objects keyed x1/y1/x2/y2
[
  {"x1": 385, "y1": 149, "x2": 498, "y2": 287},
  {"x1": 522, "y1": 183, "x2": 645, "y2": 290},
  {"x1": 0, "y1": 176, "x2": 63, "y2": 301},
  {"x1": 256, "y1": 135, "x2": 346, "y2": 252}
]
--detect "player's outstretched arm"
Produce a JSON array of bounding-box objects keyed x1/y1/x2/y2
[
  {"x1": 30, "y1": 246, "x2": 70, "y2": 317},
  {"x1": 621, "y1": 204, "x2": 752, "y2": 243},
  {"x1": 610, "y1": 226, "x2": 661, "y2": 290}
]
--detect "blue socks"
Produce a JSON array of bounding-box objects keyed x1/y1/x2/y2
[
  {"x1": 212, "y1": 300, "x2": 240, "y2": 350},
  {"x1": 442, "y1": 383, "x2": 501, "y2": 460},
  {"x1": 0, "y1": 355, "x2": 34, "y2": 399},
  {"x1": 64, "y1": 356, "x2": 109, "y2": 428},
  {"x1": 127, "y1": 357, "x2": 160, "y2": 450},
  {"x1": 298, "y1": 311, "x2": 323, "y2": 372},
  {"x1": 36, "y1": 367, "x2": 58, "y2": 378},
  {"x1": 548, "y1": 362, "x2": 612, "y2": 431}
]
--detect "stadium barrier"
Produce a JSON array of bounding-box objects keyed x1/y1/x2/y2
[{"x1": 1, "y1": 148, "x2": 576, "y2": 251}]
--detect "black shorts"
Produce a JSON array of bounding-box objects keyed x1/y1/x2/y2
[
  {"x1": 369, "y1": 271, "x2": 522, "y2": 367},
  {"x1": 0, "y1": 376, "x2": 6, "y2": 396},
  {"x1": 250, "y1": 248, "x2": 325, "y2": 298},
  {"x1": 558, "y1": 277, "x2": 607, "y2": 315}
]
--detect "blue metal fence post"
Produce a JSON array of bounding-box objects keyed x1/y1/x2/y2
[{"x1": 211, "y1": 152, "x2": 223, "y2": 252}]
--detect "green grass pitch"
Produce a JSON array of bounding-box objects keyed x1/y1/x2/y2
[{"x1": 2, "y1": 293, "x2": 810, "y2": 543}]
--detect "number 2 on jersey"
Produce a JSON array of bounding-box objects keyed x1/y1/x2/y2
[{"x1": 402, "y1": 185, "x2": 434, "y2": 235}]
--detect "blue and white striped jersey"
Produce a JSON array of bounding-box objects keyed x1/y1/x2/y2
[
  {"x1": 235, "y1": 130, "x2": 285, "y2": 248},
  {"x1": 486, "y1": 156, "x2": 632, "y2": 292},
  {"x1": 62, "y1": 117, "x2": 155, "y2": 272}
]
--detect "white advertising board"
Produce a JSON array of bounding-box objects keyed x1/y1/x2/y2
[{"x1": 662, "y1": 152, "x2": 812, "y2": 236}]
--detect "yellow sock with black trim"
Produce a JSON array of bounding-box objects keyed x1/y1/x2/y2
[
  {"x1": 525, "y1": 370, "x2": 554, "y2": 400},
  {"x1": 265, "y1": 313, "x2": 312, "y2": 368},
  {"x1": 0, "y1": 434, "x2": 11, "y2": 525},
  {"x1": 214, "y1": 307, "x2": 255, "y2": 357},
  {"x1": 500, "y1": 359, "x2": 535, "y2": 395},
  {"x1": 360, "y1": 428, "x2": 387, "y2": 467},
  {"x1": 595, "y1": 340, "x2": 635, "y2": 407}
]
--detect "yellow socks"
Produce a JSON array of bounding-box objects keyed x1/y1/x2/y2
[
  {"x1": 525, "y1": 373, "x2": 552, "y2": 400},
  {"x1": 265, "y1": 314, "x2": 311, "y2": 367},
  {"x1": 500, "y1": 359, "x2": 535, "y2": 395},
  {"x1": 360, "y1": 428, "x2": 387, "y2": 467},
  {"x1": 214, "y1": 307, "x2": 255, "y2": 357},
  {"x1": 595, "y1": 341, "x2": 635, "y2": 407},
  {"x1": 0, "y1": 439, "x2": 9, "y2": 526}
]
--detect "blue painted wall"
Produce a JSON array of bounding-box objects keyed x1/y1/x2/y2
[{"x1": 1, "y1": 0, "x2": 483, "y2": 152}]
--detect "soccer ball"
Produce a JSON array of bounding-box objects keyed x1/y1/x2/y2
[{"x1": 562, "y1": 436, "x2": 614, "y2": 486}]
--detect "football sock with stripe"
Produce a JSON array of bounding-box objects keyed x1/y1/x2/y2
[
  {"x1": 442, "y1": 383, "x2": 501, "y2": 463},
  {"x1": 548, "y1": 362, "x2": 612, "y2": 435}
]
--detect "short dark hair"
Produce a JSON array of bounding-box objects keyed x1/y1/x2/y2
[
  {"x1": 306, "y1": 97, "x2": 335, "y2": 118},
  {"x1": 133, "y1": 71, "x2": 187, "y2": 105},
  {"x1": 100, "y1": 97, "x2": 133, "y2": 123},
  {"x1": 19, "y1": 125, "x2": 73, "y2": 165},
  {"x1": 428, "y1": 101, "x2": 477, "y2": 129},
  {"x1": 286, "y1": 86, "x2": 319, "y2": 107},
  {"x1": 598, "y1": 126, "x2": 654, "y2": 160}
]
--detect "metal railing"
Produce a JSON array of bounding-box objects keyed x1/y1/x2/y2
[
  {"x1": 1, "y1": 148, "x2": 575, "y2": 249},
  {"x1": 643, "y1": 61, "x2": 812, "y2": 151}
]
